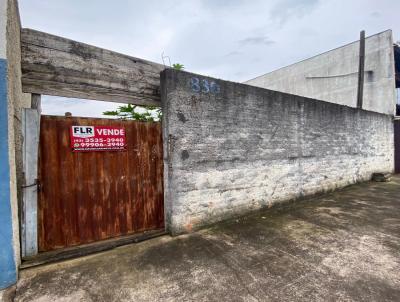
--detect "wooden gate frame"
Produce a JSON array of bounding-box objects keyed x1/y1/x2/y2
[
  {"x1": 21, "y1": 105, "x2": 40, "y2": 257},
  {"x1": 20, "y1": 29, "x2": 166, "y2": 258}
]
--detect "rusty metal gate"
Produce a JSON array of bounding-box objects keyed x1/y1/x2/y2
[{"x1": 38, "y1": 116, "x2": 164, "y2": 252}]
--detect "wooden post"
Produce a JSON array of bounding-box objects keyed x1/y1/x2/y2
[
  {"x1": 31, "y1": 93, "x2": 41, "y2": 111},
  {"x1": 21, "y1": 107, "x2": 40, "y2": 257},
  {"x1": 357, "y1": 30, "x2": 366, "y2": 109}
]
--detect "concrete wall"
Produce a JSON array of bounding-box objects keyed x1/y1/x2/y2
[
  {"x1": 245, "y1": 30, "x2": 396, "y2": 116},
  {"x1": 6, "y1": 0, "x2": 31, "y2": 261},
  {"x1": 162, "y1": 69, "x2": 394, "y2": 234},
  {"x1": 0, "y1": 0, "x2": 17, "y2": 290},
  {"x1": 0, "y1": 0, "x2": 31, "y2": 293}
]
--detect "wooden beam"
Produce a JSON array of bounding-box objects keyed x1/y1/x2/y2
[
  {"x1": 357, "y1": 30, "x2": 365, "y2": 109},
  {"x1": 21, "y1": 28, "x2": 165, "y2": 106}
]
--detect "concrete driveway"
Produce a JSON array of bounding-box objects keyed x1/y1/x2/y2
[{"x1": 15, "y1": 176, "x2": 400, "y2": 302}]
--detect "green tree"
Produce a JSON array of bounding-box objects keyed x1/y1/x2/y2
[{"x1": 103, "y1": 104, "x2": 161, "y2": 122}]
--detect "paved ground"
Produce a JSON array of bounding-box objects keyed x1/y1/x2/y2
[{"x1": 15, "y1": 177, "x2": 400, "y2": 302}]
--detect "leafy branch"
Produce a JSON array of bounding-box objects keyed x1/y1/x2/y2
[
  {"x1": 103, "y1": 104, "x2": 161, "y2": 122},
  {"x1": 172, "y1": 63, "x2": 184, "y2": 70}
]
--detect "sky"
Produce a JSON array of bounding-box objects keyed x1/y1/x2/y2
[{"x1": 19, "y1": 0, "x2": 400, "y2": 117}]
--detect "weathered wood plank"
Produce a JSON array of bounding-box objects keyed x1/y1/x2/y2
[
  {"x1": 21, "y1": 108, "x2": 40, "y2": 257},
  {"x1": 21, "y1": 28, "x2": 165, "y2": 105},
  {"x1": 22, "y1": 78, "x2": 160, "y2": 106},
  {"x1": 31, "y1": 93, "x2": 41, "y2": 110}
]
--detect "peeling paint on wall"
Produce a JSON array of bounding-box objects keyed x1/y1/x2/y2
[{"x1": 0, "y1": 58, "x2": 17, "y2": 289}]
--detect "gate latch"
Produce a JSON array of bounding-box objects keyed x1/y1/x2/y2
[{"x1": 21, "y1": 179, "x2": 41, "y2": 191}]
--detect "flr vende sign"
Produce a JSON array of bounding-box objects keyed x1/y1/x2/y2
[{"x1": 70, "y1": 125, "x2": 126, "y2": 152}]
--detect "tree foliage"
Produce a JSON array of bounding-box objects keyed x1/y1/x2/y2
[
  {"x1": 172, "y1": 63, "x2": 184, "y2": 70},
  {"x1": 103, "y1": 104, "x2": 162, "y2": 122}
]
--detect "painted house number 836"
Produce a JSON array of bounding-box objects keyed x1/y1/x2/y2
[{"x1": 190, "y1": 77, "x2": 220, "y2": 94}]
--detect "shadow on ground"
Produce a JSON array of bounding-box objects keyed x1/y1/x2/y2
[{"x1": 15, "y1": 177, "x2": 400, "y2": 301}]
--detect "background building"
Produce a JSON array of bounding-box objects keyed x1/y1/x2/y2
[{"x1": 245, "y1": 31, "x2": 397, "y2": 116}]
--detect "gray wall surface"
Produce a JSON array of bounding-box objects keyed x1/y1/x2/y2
[
  {"x1": 162, "y1": 69, "x2": 394, "y2": 234},
  {"x1": 245, "y1": 30, "x2": 396, "y2": 116},
  {"x1": 0, "y1": 0, "x2": 31, "y2": 293},
  {"x1": 6, "y1": 0, "x2": 31, "y2": 267}
]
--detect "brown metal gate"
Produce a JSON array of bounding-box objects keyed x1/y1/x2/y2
[{"x1": 38, "y1": 116, "x2": 164, "y2": 252}]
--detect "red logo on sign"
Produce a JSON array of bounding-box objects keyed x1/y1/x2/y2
[{"x1": 70, "y1": 126, "x2": 126, "y2": 152}]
